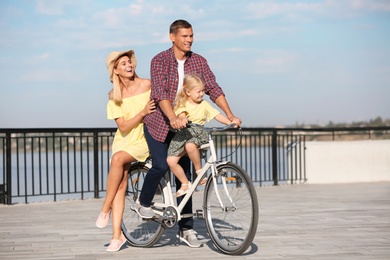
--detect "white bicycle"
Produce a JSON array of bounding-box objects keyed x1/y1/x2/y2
[{"x1": 121, "y1": 124, "x2": 259, "y2": 255}]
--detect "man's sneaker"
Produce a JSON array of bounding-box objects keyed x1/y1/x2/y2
[
  {"x1": 134, "y1": 201, "x2": 155, "y2": 219},
  {"x1": 177, "y1": 229, "x2": 203, "y2": 248}
]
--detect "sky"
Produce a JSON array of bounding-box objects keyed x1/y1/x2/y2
[{"x1": 0, "y1": 0, "x2": 389, "y2": 128}]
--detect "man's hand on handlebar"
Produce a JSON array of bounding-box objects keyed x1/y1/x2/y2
[
  {"x1": 230, "y1": 116, "x2": 242, "y2": 127},
  {"x1": 169, "y1": 116, "x2": 188, "y2": 130}
]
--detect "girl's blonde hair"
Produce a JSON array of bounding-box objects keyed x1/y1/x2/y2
[
  {"x1": 111, "y1": 54, "x2": 138, "y2": 103},
  {"x1": 174, "y1": 74, "x2": 205, "y2": 110}
]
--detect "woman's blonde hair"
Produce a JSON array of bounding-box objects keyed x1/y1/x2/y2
[
  {"x1": 106, "y1": 50, "x2": 138, "y2": 103},
  {"x1": 174, "y1": 74, "x2": 204, "y2": 110}
]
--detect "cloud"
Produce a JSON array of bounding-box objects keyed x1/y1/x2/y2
[
  {"x1": 254, "y1": 50, "x2": 298, "y2": 74},
  {"x1": 34, "y1": 53, "x2": 50, "y2": 60},
  {"x1": 92, "y1": 1, "x2": 158, "y2": 28},
  {"x1": 246, "y1": 0, "x2": 390, "y2": 20},
  {"x1": 347, "y1": 0, "x2": 390, "y2": 11},
  {"x1": 19, "y1": 68, "x2": 84, "y2": 83},
  {"x1": 88, "y1": 0, "x2": 191, "y2": 26},
  {"x1": 204, "y1": 47, "x2": 299, "y2": 77},
  {"x1": 246, "y1": 1, "x2": 322, "y2": 19},
  {"x1": 36, "y1": 0, "x2": 67, "y2": 15}
]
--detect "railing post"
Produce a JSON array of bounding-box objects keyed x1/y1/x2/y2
[
  {"x1": 272, "y1": 130, "x2": 278, "y2": 186},
  {"x1": 93, "y1": 131, "x2": 99, "y2": 198},
  {"x1": 5, "y1": 132, "x2": 12, "y2": 205}
]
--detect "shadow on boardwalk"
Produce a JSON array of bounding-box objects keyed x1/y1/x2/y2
[{"x1": 0, "y1": 182, "x2": 389, "y2": 260}]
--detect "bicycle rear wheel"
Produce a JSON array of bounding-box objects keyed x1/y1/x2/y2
[
  {"x1": 122, "y1": 163, "x2": 165, "y2": 247},
  {"x1": 204, "y1": 162, "x2": 259, "y2": 255}
]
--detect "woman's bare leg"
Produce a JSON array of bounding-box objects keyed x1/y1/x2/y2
[
  {"x1": 111, "y1": 164, "x2": 130, "y2": 239},
  {"x1": 101, "y1": 151, "x2": 134, "y2": 214}
]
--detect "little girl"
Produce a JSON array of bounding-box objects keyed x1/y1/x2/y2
[{"x1": 167, "y1": 74, "x2": 233, "y2": 197}]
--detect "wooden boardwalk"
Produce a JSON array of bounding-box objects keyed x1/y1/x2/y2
[{"x1": 0, "y1": 182, "x2": 389, "y2": 259}]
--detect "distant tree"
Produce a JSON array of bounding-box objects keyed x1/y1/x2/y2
[
  {"x1": 289, "y1": 117, "x2": 389, "y2": 128},
  {"x1": 370, "y1": 116, "x2": 383, "y2": 126}
]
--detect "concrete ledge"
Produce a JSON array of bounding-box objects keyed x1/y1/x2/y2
[{"x1": 306, "y1": 140, "x2": 390, "y2": 184}]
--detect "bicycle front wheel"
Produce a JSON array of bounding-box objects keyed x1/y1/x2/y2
[
  {"x1": 122, "y1": 163, "x2": 165, "y2": 247},
  {"x1": 204, "y1": 162, "x2": 259, "y2": 255}
]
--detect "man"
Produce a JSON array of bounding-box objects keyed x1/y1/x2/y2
[{"x1": 136, "y1": 19, "x2": 242, "y2": 248}]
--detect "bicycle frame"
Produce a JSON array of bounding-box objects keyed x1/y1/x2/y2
[{"x1": 152, "y1": 125, "x2": 236, "y2": 221}]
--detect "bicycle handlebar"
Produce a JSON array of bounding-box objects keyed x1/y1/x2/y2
[
  {"x1": 170, "y1": 121, "x2": 239, "y2": 133},
  {"x1": 189, "y1": 122, "x2": 239, "y2": 132}
]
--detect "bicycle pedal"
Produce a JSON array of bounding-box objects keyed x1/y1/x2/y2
[
  {"x1": 195, "y1": 209, "x2": 204, "y2": 219},
  {"x1": 142, "y1": 216, "x2": 160, "y2": 222}
]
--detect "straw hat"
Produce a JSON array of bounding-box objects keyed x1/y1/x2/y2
[{"x1": 106, "y1": 49, "x2": 137, "y2": 82}]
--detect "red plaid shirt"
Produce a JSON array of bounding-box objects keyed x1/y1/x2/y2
[{"x1": 144, "y1": 47, "x2": 225, "y2": 142}]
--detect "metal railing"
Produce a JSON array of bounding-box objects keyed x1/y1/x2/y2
[{"x1": 1, "y1": 126, "x2": 389, "y2": 204}]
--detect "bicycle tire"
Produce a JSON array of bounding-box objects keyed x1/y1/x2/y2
[
  {"x1": 204, "y1": 162, "x2": 259, "y2": 255},
  {"x1": 121, "y1": 163, "x2": 166, "y2": 247}
]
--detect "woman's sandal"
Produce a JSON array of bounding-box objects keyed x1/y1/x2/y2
[{"x1": 176, "y1": 182, "x2": 192, "y2": 197}]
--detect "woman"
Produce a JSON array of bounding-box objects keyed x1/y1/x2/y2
[{"x1": 95, "y1": 49, "x2": 155, "y2": 252}]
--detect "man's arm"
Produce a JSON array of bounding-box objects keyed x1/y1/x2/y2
[
  {"x1": 196, "y1": 55, "x2": 242, "y2": 125},
  {"x1": 215, "y1": 95, "x2": 242, "y2": 126}
]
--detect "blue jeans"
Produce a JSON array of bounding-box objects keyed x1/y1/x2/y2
[{"x1": 140, "y1": 125, "x2": 194, "y2": 231}]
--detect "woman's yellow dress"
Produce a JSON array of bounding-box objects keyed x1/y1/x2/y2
[{"x1": 106, "y1": 90, "x2": 150, "y2": 161}]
